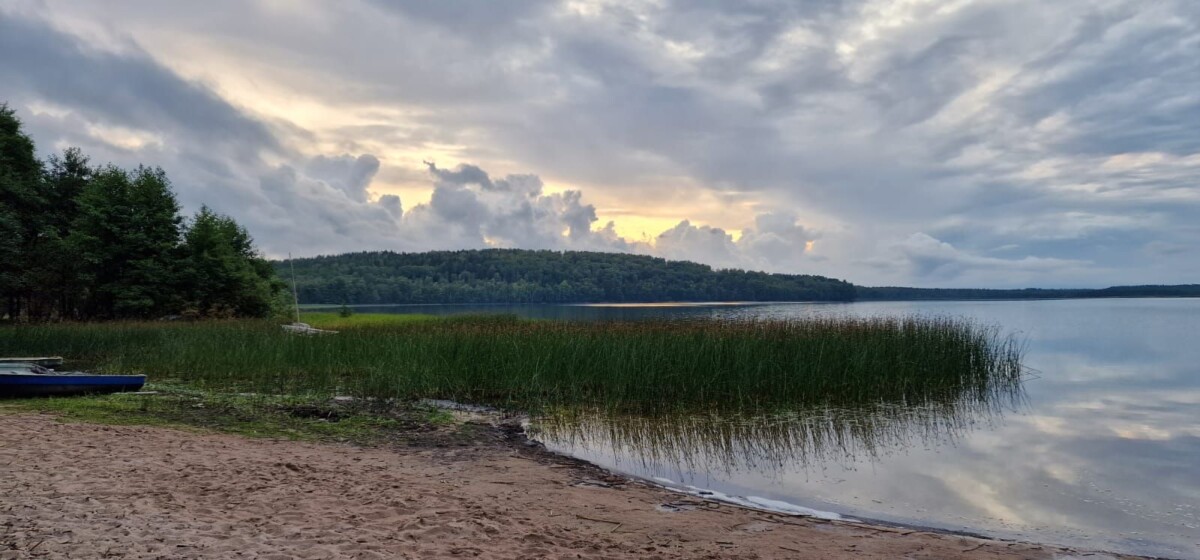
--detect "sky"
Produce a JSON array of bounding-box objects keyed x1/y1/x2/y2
[{"x1": 1, "y1": 0, "x2": 1197, "y2": 288}]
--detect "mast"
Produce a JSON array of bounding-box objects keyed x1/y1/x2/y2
[{"x1": 289, "y1": 252, "x2": 301, "y2": 323}]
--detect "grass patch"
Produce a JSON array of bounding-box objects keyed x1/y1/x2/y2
[
  {"x1": 0, "y1": 383, "x2": 461, "y2": 445},
  {"x1": 0, "y1": 315, "x2": 1022, "y2": 414},
  {"x1": 298, "y1": 312, "x2": 436, "y2": 330}
]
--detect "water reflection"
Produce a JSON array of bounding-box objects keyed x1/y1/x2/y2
[
  {"x1": 533, "y1": 390, "x2": 1024, "y2": 478},
  {"x1": 361, "y1": 298, "x2": 1200, "y2": 558}
]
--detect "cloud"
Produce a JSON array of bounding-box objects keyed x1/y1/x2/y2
[
  {"x1": 0, "y1": 7, "x2": 808, "y2": 268},
  {"x1": 419, "y1": 162, "x2": 627, "y2": 251},
  {"x1": 362, "y1": 0, "x2": 551, "y2": 38},
  {"x1": 654, "y1": 212, "x2": 817, "y2": 272},
  {"x1": 377, "y1": 194, "x2": 403, "y2": 217},
  {"x1": 654, "y1": 221, "x2": 741, "y2": 268},
  {"x1": 873, "y1": 233, "x2": 1090, "y2": 286},
  {"x1": 247, "y1": 156, "x2": 815, "y2": 271},
  {"x1": 0, "y1": 8, "x2": 277, "y2": 160},
  {"x1": 738, "y1": 212, "x2": 816, "y2": 265},
  {"x1": 2, "y1": 1, "x2": 1198, "y2": 287},
  {"x1": 303, "y1": 154, "x2": 381, "y2": 203}
]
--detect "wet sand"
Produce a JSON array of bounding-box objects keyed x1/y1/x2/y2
[{"x1": 0, "y1": 413, "x2": 1141, "y2": 559}]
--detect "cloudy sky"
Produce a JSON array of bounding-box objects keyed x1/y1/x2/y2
[{"x1": 2, "y1": 0, "x2": 1197, "y2": 287}]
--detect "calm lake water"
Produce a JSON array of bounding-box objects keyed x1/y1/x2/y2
[{"x1": 349, "y1": 299, "x2": 1199, "y2": 557}]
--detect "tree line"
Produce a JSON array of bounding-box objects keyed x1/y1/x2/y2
[
  {"x1": 279, "y1": 250, "x2": 1200, "y2": 305},
  {"x1": 278, "y1": 249, "x2": 859, "y2": 304},
  {"x1": 1, "y1": 104, "x2": 282, "y2": 321}
]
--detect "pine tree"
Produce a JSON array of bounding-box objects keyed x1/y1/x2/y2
[
  {"x1": 0, "y1": 104, "x2": 46, "y2": 319},
  {"x1": 70, "y1": 166, "x2": 183, "y2": 319},
  {"x1": 1, "y1": 102, "x2": 282, "y2": 321},
  {"x1": 180, "y1": 206, "x2": 280, "y2": 318},
  {"x1": 37, "y1": 147, "x2": 91, "y2": 318}
]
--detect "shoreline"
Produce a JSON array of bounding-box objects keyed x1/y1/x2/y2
[
  {"x1": 513, "y1": 422, "x2": 1177, "y2": 560},
  {"x1": 0, "y1": 412, "x2": 1152, "y2": 560}
]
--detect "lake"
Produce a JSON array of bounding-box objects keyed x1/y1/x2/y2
[{"x1": 344, "y1": 299, "x2": 1199, "y2": 557}]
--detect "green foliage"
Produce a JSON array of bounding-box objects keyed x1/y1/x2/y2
[
  {"x1": 37, "y1": 148, "x2": 92, "y2": 317},
  {"x1": 278, "y1": 249, "x2": 858, "y2": 305},
  {"x1": 70, "y1": 165, "x2": 184, "y2": 318},
  {"x1": 179, "y1": 206, "x2": 282, "y2": 318},
  {"x1": 338, "y1": 304, "x2": 354, "y2": 318},
  {"x1": 268, "y1": 286, "x2": 300, "y2": 322},
  {"x1": 0, "y1": 316, "x2": 1022, "y2": 414},
  {"x1": 0, "y1": 103, "x2": 281, "y2": 321},
  {"x1": 0, "y1": 104, "x2": 46, "y2": 317}
]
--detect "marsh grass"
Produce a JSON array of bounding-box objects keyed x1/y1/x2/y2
[{"x1": 0, "y1": 315, "x2": 1022, "y2": 414}]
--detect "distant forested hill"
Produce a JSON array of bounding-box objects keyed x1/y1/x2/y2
[
  {"x1": 278, "y1": 250, "x2": 858, "y2": 304},
  {"x1": 278, "y1": 250, "x2": 1200, "y2": 305}
]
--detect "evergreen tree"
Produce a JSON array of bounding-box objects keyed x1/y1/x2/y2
[
  {"x1": 37, "y1": 147, "x2": 91, "y2": 318},
  {"x1": 0, "y1": 102, "x2": 282, "y2": 321},
  {"x1": 179, "y1": 206, "x2": 280, "y2": 318},
  {"x1": 44, "y1": 147, "x2": 90, "y2": 230},
  {"x1": 0, "y1": 104, "x2": 46, "y2": 319},
  {"x1": 70, "y1": 166, "x2": 183, "y2": 319},
  {"x1": 69, "y1": 166, "x2": 128, "y2": 317}
]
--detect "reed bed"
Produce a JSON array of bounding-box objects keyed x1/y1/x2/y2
[
  {"x1": 0, "y1": 315, "x2": 1022, "y2": 413},
  {"x1": 532, "y1": 389, "x2": 1023, "y2": 474}
]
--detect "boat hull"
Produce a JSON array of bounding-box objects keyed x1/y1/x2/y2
[{"x1": 0, "y1": 374, "x2": 146, "y2": 398}]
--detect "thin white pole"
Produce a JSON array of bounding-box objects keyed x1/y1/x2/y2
[{"x1": 289, "y1": 252, "x2": 301, "y2": 324}]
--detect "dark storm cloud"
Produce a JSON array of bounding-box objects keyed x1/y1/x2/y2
[
  {"x1": 0, "y1": 12, "x2": 277, "y2": 158},
  {"x1": 363, "y1": 0, "x2": 552, "y2": 32}
]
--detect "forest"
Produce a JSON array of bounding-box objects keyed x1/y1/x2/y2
[
  {"x1": 280, "y1": 250, "x2": 1200, "y2": 305},
  {"x1": 278, "y1": 250, "x2": 859, "y2": 304},
  {"x1": 0, "y1": 104, "x2": 281, "y2": 320}
]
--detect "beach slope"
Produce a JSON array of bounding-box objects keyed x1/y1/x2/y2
[{"x1": 0, "y1": 414, "x2": 1138, "y2": 559}]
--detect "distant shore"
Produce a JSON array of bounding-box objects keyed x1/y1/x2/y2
[{"x1": 0, "y1": 412, "x2": 1147, "y2": 560}]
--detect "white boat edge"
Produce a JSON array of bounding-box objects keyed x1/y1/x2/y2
[{"x1": 281, "y1": 322, "x2": 339, "y2": 335}]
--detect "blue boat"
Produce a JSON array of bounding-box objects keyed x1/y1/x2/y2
[{"x1": 0, "y1": 363, "x2": 146, "y2": 398}]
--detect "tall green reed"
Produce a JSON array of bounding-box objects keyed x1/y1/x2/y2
[{"x1": 0, "y1": 315, "x2": 1023, "y2": 413}]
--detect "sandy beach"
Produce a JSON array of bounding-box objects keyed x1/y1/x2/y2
[{"x1": 0, "y1": 413, "x2": 1140, "y2": 559}]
